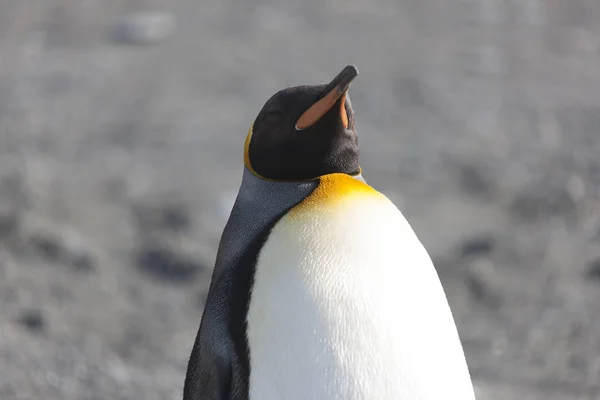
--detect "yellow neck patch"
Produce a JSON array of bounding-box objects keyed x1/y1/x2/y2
[
  {"x1": 243, "y1": 125, "x2": 259, "y2": 176},
  {"x1": 291, "y1": 173, "x2": 382, "y2": 215}
]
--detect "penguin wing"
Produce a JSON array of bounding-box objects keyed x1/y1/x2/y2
[
  {"x1": 183, "y1": 281, "x2": 233, "y2": 400},
  {"x1": 182, "y1": 170, "x2": 319, "y2": 399}
]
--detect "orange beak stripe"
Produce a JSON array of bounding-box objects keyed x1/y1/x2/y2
[{"x1": 295, "y1": 86, "x2": 348, "y2": 130}]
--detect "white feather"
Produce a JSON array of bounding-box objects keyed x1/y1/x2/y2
[{"x1": 247, "y1": 192, "x2": 476, "y2": 400}]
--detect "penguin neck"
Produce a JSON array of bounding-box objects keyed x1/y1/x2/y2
[
  {"x1": 242, "y1": 165, "x2": 366, "y2": 185},
  {"x1": 243, "y1": 125, "x2": 363, "y2": 183}
]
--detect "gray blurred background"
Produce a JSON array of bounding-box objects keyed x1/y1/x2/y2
[{"x1": 1, "y1": 1, "x2": 600, "y2": 399}]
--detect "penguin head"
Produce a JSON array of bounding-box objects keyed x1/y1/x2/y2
[{"x1": 245, "y1": 65, "x2": 361, "y2": 181}]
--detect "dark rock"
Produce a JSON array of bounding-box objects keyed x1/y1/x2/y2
[
  {"x1": 30, "y1": 233, "x2": 62, "y2": 262},
  {"x1": 161, "y1": 206, "x2": 191, "y2": 232},
  {"x1": 0, "y1": 172, "x2": 29, "y2": 238},
  {"x1": 0, "y1": 214, "x2": 18, "y2": 238},
  {"x1": 458, "y1": 163, "x2": 494, "y2": 199},
  {"x1": 459, "y1": 235, "x2": 496, "y2": 259},
  {"x1": 466, "y1": 274, "x2": 502, "y2": 309},
  {"x1": 509, "y1": 182, "x2": 576, "y2": 222},
  {"x1": 27, "y1": 229, "x2": 97, "y2": 273},
  {"x1": 132, "y1": 202, "x2": 192, "y2": 233},
  {"x1": 71, "y1": 253, "x2": 95, "y2": 272},
  {"x1": 136, "y1": 242, "x2": 204, "y2": 284},
  {"x1": 568, "y1": 322, "x2": 584, "y2": 340},
  {"x1": 18, "y1": 309, "x2": 46, "y2": 333},
  {"x1": 466, "y1": 274, "x2": 490, "y2": 305},
  {"x1": 465, "y1": 259, "x2": 503, "y2": 309},
  {"x1": 584, "y1": 258, "x2": 600, "y2": 281}
]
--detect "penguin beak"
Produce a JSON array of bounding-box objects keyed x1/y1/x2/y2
[{"x1": 295, "y1": 65, "x2": 359, "y2": 131}]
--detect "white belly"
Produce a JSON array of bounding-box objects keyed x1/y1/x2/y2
[{"x1": 246, "y1": 193, "x2": 475, "y2": 400}]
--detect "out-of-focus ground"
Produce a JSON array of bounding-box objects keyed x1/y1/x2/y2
[{"x1": 1, "y1": 1, "x2": 600, "y2": 399}]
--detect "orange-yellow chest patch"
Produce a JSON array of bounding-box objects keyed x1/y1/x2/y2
[{"x1": 289, "y1": 173, "x2": 384, "y2": 217}]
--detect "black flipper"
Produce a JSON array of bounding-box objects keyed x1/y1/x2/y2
[
  {"x1": 182, "y1": 169, "x2": 319, "y2": 400},
  {"x1": 183, "y1": 274, "x2": 234, "y2": 399}
]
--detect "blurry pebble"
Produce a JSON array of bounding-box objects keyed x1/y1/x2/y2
[
  {"x1": 18, "y1": 309, "x2": 46, "y2": 333},
  {"x1": 31, "y1": 233, "x2": 94, "y2": 272},
  {"x1": 465, "y1": 258, "x2": 503, "y2": 309},
  {"x1": 132, "y1": 202, "x2": 192, "y2": 233},
  {"x1": 0, "y1": 171, "x2": 29, "y2": 237},
  {"x1": 458, "y1": 163, "x2": 494, "y2": 198},
  {"x1": 26, "y1": 224, "x2": 97, "y2": 273},
  {"x1": 460, "y1": 235, "x2": 496, "y2": 259},
  {"x1": 136, "y1": 240, "x2": 205, "y2": 284},
  {"x1": 111, "y1": 12, "x2": 176, "y2": 45},
  {"x1": 71, "y1": 253, "x2": 95, "y2": 272},
  {"x1": 30, "y1": 233, "x2": 61, "y2": 262},
  {"x1": 162, "y1": 206, "x2": 191, "y2": 232},
  {"x1": 585, "y1": 258, "x2": 600, "y2": 281},
  {"x1": 0, "y1": 213, "x2": 18, "y2": 238},
  {"x1": 509, "y1": 183, "x2": 575, "y2": 222}
]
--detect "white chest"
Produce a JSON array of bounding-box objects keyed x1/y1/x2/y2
[{"x1": 246, "y1": 195, "x2": 475, "y2": 400}]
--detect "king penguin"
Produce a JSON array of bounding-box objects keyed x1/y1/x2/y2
[{"x1": 183, "y1": 65, "x2": 476, "y2": 400}]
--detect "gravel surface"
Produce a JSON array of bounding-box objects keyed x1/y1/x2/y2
[{"x1": 1, "y1": 1, "x2": 600, "y2": 399}]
